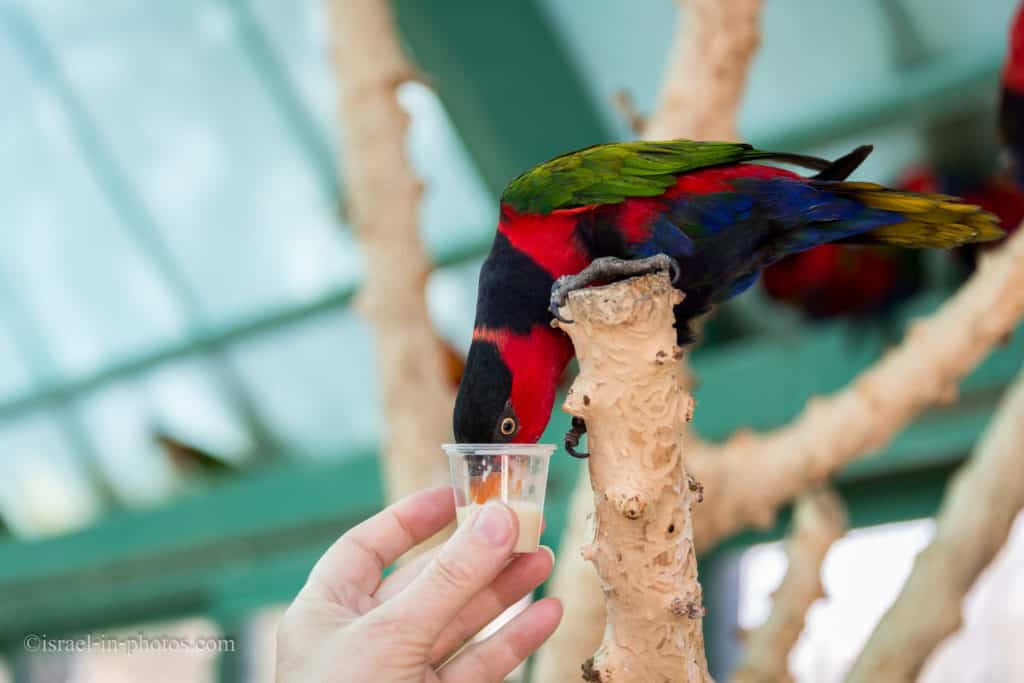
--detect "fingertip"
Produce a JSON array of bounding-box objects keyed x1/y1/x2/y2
[
  {"x1": 514, "y1": 597, "x2": 564, "y2": 649},
  {"x1": 534, "y1": 596, "x2": 564, "y2": 620},
  {"x1": 468, "y1": 501, "x2": 518, "y2": 548}
]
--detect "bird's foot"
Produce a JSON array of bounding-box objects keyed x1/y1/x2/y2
[
  {"x1": 564, "y1": 416, "x2": 589, "y2": 458},
  {"x1": 549, "y1": 254, "x2": 679, "y2": 323}
]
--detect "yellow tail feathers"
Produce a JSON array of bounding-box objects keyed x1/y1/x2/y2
[{"x1": 836, "y1": 182, "x2": 1005, "y2": 248}]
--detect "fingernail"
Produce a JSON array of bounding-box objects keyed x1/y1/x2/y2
[
  {"x1": 473, "y1": 503, "x2": 513, "y2": 546},
  {"x1": 539, "y1": 545, "x2": 555, "y2": 564}
]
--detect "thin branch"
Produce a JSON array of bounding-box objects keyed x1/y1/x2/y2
[
  {"x1": 644, "y1": 0, "x2": 762, "y2": 142},
  {"x1": 846, "y1": 368, "x2": 1024, "y2": 683},
  {"x1": 329, "y1": 0, "x2": 454, "y2": 512},
  {"x1": 691, "y1": 226, "x2": 1024, "y2": 552},
  {"x1": 555, "y1": 273, "x2": 711, "y2": 683},
  {"x1": 613, "y1": 90, "x2": 646, "y2": 136},
  {"x1": 732, "y1": 488, "x2": 847, "y2": 683}
]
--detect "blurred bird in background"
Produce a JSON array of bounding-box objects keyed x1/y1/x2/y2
[
  {"x1": 764, "y1": 1, "x2": 1024, "y2": 318},
  {"x1": 154, "y1": 430, "x2": 237, "y2": 481}
]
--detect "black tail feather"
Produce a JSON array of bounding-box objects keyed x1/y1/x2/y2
[{"x1": 813, "y1": 145, "x2": 874, "y2": 181}]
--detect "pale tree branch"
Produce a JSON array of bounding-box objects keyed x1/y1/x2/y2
[
  {"x1": 555, "y1": 272, "x2": 711, "y2": 683},
  {"x1": 329, "y1": 0, "x2": 454, "y2": 519},
  {"x1": 535, "y1": 2, "x2": 763, "y2": 678},
  {"x1": 732, "y1": 488, "x2": 847, "y2": 683},
  {"x1": 845, "y1": 367, "x2": 1024, "y2": 683},
  {"x1": 690, "y1": 226, "x2": 1024, "y2": 552},
  {"x1": 644, "y1": 0, "x2": 762, "y2": 142}
]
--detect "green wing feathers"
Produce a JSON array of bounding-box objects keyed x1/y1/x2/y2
[
  {"x1": 501, "y1": 139, "x2": 1004, "y2": 247},
  {"x1": 502, "y1": 140, "x2": 829, "y2": 214},
  {"x1": 833, "y1": 182, "x2": 1005, "y2": 248}
]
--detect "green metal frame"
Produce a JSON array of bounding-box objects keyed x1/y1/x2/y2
[{"x1": 0, "y1": 1, "x2": 1017, "y2": 680}]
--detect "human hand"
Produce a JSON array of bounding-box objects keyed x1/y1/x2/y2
[{"x1": 276, "y1": 486, "x2": 562, "y2": 682}]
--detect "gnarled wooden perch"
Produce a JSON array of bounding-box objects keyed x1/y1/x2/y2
[
  {"x1": 732, "y1": 488, "x2": 847, "y2": 683},
  {"x1": 692, "y1": 226, "x2": 1024, "y2": 552},
  {"x1": 329, "y1": 0, "x2": 454, "y2": 511},
  {"x1": 536, "y1": 3, "x2": 764, "y2": 676},
  {"x1": 554, "y1": 273, "x2": 710, "y2": 683},
  {"x1": 846, "y1": 367, "x2": 1024, "y2": 683}
]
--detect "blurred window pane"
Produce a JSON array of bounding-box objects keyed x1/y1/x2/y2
[
  {"x1": 230, "y1": 310, "x2": 380, "y2": 458},
  {"x1": 0, "y1": 319, "x2": 38, "y2": 399},
  {"x1": 538, "y1": 0, "x2": 1020, "y2": 141},
  {"x1": 400, "y1": 81, "x2": 496, "y2": 255},
  {"x1": 26, "y1": 0, "x2": 357, "y2": 323},
  {"x1": 0, "y1": 28, "x2": 188, "y2": 376},
  {"x1": 738, "y1": 514, "x2": 1024, "y2": 682},
  {"x1": 427, "y1": 258, "x2": 484, "y2": 356},
  {"x1": 0, "y1": 413, "x2": 102, "y2": 537}
]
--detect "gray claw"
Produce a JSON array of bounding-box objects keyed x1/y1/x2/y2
[
  {"x1": 548, "y1": 255, "x2": 681, "y2": 326},
  {"x1": 549, "y1": 278, "x2": 575, "y2": 324},
  {"x1": 564, "y1": 416, "x2": 589, "y2": 458},
  {"x1": 668, "y1": 258, "x2": 680, "y2": 284}
]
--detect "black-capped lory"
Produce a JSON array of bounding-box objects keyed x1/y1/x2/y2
[{"x1": 452, "y1": 140, "x2": 1003, "y2": 453}]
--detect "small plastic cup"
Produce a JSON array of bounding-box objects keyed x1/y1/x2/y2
[{"x1": 442, "y1": 443, "x2": 555, "y2": 553}]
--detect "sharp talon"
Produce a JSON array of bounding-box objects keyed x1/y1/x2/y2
[
  {"x1": 668, "y1": 258, "x2": 681, "y2": 284},
  {"x1": 566, "y1": 443, "x2": 589, "y2": 458},
  {"x1": 564, "y1": 417, "x2": 589, "y2": 458},
  {"x1": 550, "y1": 303, "x2": 574, "y2": 324},
  {"x1": 549, "y1": 290, "x2": 575, "y2": 324}
]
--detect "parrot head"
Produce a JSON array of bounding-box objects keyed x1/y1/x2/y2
[{"x1": 453, "y1": 326, "x2": 574, "y2": 445}]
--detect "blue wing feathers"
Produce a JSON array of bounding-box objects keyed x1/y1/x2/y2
[
  {"x1": 632, "y1": 215, "x2": 695, "y2": 257},
  {"x1": 625, "y1": 176, "x2": 909, "y2": 309}
]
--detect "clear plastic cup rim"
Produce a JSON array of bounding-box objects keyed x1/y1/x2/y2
[{"x1": 442, "y1": 443, "x2": 556, "y2": 458}]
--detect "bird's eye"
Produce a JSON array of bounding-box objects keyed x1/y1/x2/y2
[{"x1": 500, "y1": 417, "x2": 517, "y2": 436}]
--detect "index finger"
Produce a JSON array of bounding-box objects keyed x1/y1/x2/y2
[{"x1": 306, "y1": 485, "x2": 456, "y2": 598}]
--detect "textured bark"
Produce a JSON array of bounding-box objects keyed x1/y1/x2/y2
[
  {"x1": 554, "y1": 273, "x2": 711, "y2": 683},
  {"x1": 731, "y1": 489, "x2": 847, "y2": 683},
  {"x1": 536, "y1": 4, "x2": 763, "y2": 677},
  {"x1": 692, "y1": 226, "x2": 1024, "y2": 552},
  {"x1": 846, "y1": 369, "x2": 1024, "y2": 683},
  {"x1": 329, "y1": 0, "x2": 453, "y2": 510},
  {"x1": 644, "y1": 0, "x2": 762, "y2": 142}
]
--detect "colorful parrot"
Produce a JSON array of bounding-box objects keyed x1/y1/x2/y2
[{"x1": 452, "y1": 140, "x2": 1002, "y2": 456}]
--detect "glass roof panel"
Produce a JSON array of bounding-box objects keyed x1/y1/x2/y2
[
  {"x1": 24, "y1": 0, "x2": 357, "y2": 323},
  {"x1": 0, "y1": 319, "x2": 40, "y2": 399},
  {"x1": 0, "y1": 24, "x2": 189, "y2": 376},
  {"x1": 0, "y1": 412, "x2": 102, "y2": 536},
  {"x1": 538, "y1": 0, "x2": 1019, "y2": 145},
  {"x1": 229, "y1": 309, "x2": 381, "y2": 459}
]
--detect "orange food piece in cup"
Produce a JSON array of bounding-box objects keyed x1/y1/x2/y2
[
  {"x1": 469, "y1": 471, "x2": 524, "y2": 505},
  {"x1": 470, "y1": 474, "x2": 501, "y2": 504}
]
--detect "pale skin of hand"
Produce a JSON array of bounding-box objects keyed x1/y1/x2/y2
[{"x1": 276, "y1": 486, "x2": 563, "y2": 682}]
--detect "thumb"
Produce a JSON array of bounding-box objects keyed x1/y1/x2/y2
[{"x1": 367, "y1": 501, "x2": 519, "y2": 643}]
